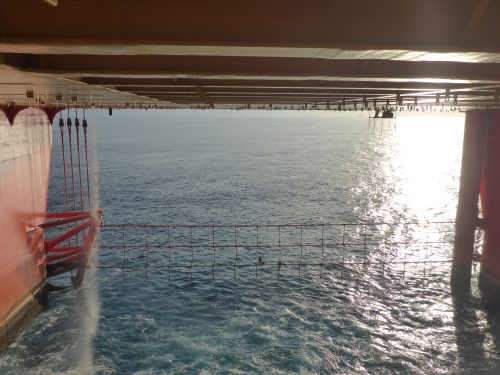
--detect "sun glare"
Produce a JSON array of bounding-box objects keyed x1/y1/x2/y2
[{"x1": 389, "y1": 114, "x2": 464, "y2": 221}]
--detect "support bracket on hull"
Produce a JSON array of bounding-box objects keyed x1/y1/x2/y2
[{"x1": 40, "y1": 209, "x2": 103, "y2": 288}]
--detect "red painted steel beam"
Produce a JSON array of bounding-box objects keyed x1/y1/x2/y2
[
  {"x1": 39, "y1": 213, "x2": 90, "y2": 229},
  {"x1": 46, "y1": 248, "x2": 84, "y2": 263},
  {"x1": 46, "y1": 245, "x2": 83, "y2": 253},
  {"x1": 46, "y1": 211, "x2": 89, "y2": 218},
  {"x1": 44, "y1": 221, "x2": 91, "y2": 251},
  {"x1": 72, "y1": 218, "x2": 99, "y2": 288}
]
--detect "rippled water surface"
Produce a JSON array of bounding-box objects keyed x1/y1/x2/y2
[{"x1": 2, "y1": 110, "x2": 500, "y2": 374}]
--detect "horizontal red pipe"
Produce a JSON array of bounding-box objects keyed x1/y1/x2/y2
[
  {"x1": 58, "y1": 252, "x2": 87, "y2": 266},
  {"x1": 46, "y1": 245, "x2": 84, "y2": 254},
  {"x1": 46, "y1": 248, "x2": 84, "y2": 263},
  {"x1": 39, "y1": 213, "x2": 90, "y2": 229},
  {"x1": 46, "y1": 211, "x2": 89, "y2": 219},
  {"x1": 44, "y1": 221, "x2": 91, "y2": 251}
]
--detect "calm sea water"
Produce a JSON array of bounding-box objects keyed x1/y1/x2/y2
[{"x1": 2, "y1": 110, "x2": 500, "y2": 374}]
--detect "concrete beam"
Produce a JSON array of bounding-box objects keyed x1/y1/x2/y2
[
  {"x1": 1, "y1": 0, "x2": 499, "y2": 54},
  {"x1": 4, "y1": 54, "x2": 500, "y2": 84}
]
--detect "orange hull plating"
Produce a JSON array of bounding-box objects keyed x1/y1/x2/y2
[{"x1": 0, "y1": 108, "x2": 52, "y2": 350}]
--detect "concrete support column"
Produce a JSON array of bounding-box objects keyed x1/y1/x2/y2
[
  {"x1": 452, "y1": 111, "x2": 486, "y2": 291},
  {"x1": 479, "y1": 111, "x2": 500, "y2": 300}
]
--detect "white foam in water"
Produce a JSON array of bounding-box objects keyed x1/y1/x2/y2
[
  {"x1": 75, "y1": 268, "x2": 100, "y2": 374},
  {"x1": 76, "y1": 109, "x2": 101, "y2": 373}
]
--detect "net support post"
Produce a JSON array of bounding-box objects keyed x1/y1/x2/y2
[
  {"x1": 452, "y1": 111, "x2": 485, "y2": 294},
  {"x1": 478, "y1": 111, "x2": 500, "y2": 304}
]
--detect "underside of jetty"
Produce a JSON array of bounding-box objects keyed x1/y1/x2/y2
[{"x1": 0, "y1": 0, "x2": 500, "y2": 109}]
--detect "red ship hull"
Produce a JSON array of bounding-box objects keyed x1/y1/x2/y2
[{"x1": 0, "y1": 108, "x2": 52, "y2": 351}]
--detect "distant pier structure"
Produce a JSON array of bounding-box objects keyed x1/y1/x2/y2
[{"x1": 1, "y1": 0, "x2": 500, "y2": 300}]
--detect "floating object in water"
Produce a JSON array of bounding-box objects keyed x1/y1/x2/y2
[
  {"x1": 258, "y1": 255, "x2": 265, "y2": 266},
  {"x1": 277, "y1": 260, "x2": 285, "y2": 271},
  {"x1": 381, "y1": 110, "x2": 394, "y2": 118},
  {"x1": 370, "y1": 108, "x2": 394, "y2": 119}
]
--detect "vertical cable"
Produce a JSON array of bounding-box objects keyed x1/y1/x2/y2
[
  {"x1": 82, "y1": 109, "x2": 91, "y2": 211},
  {"x1": 67, "y1": 109, "x2": 77, "y2": 245},
  {"x1": 59, "y1": 112, "x2": 71, "y2": 245},
  {"x1": 59, "y1": 113, "x2": 69, "y2": 213},
  {"x1": 75, "y1": 108, "x2": 84, "y2": 213},
  {"x1": 66, "y1": 109, "x2": 76, "y2": 213}
]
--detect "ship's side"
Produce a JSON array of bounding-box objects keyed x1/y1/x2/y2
[{"x1": 0, "y1": 108, "x2": 52, "y2": 351}]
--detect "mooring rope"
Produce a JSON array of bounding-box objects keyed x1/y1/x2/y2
[
  {"x1": 74, "y1": 108, "x2": 84, "y2": 212},
  {"x1": 58, "y1": 113, "x2": 69, "y2": 213},
  {"x1": 82, "y1": 109, "x2": 91, "y2": 211},
  {"x1": 58, "y1": 112, "x2": 71, "y2": 245},
  {"x1": 66, "y1": 109, "x2": 78, "y2": 248},
  {"x1": 66, "y1": 109, "x2": 77, "y2": 213}
]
